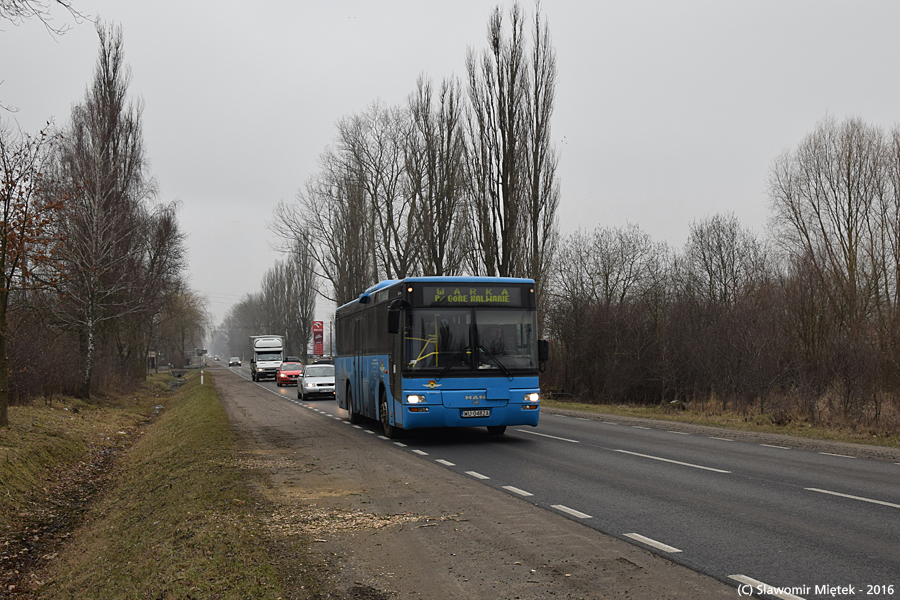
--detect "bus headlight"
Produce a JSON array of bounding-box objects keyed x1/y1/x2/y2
[
  {"x1": 525, "y1": 392, "x2": 540, "y2": 402},
  {"x1": 406, "y1": 394, "x2": 425, "y2": 404}
]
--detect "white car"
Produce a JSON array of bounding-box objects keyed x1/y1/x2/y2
[
  {"x1": 228, "y1": 357, "x2": 241, "y2": 367},
  {"x1": 297, "y1": 364, "x2": 335, "y2": 401}
]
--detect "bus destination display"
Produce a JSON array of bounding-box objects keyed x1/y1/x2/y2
[{"x1": 423, "y1": 286, "x2": 522, "y2": 306}]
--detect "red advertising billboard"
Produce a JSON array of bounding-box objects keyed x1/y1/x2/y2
[{"x1": 312, "y1": 321, "x2": 324, "y2": 355}]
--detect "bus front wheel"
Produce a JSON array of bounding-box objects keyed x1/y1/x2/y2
[
  {"x1": 487, "y1": 426, "x2": 507, "y2": 435},
  {"x1": 380, "y1": 391, "x2": 399, "y2": 439}
]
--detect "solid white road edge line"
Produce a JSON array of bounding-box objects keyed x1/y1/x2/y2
[
  {"x1": 623, "y1": 533, "x2": 681, "y2": 553},
  {"x1": 613, "y1": 449, "x2": 731, "y2": 473},
  {"x1": 805, "y1": 487, "x2": 900, "y2": 509}
]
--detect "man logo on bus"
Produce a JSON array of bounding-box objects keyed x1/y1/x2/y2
[{"x1": 425, "y1": 380, "x2": 441, "y2": 389}]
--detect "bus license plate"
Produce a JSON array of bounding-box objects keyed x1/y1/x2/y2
[{"x1": 461, "y1": 409, "x2": 491, "y2": 418}]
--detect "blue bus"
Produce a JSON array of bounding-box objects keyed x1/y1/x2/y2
[{"x1": 335, "y1": 276, "x2": 548, "y2": 438}]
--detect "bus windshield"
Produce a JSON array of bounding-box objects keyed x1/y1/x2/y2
[{"x1": 404, "y1": 307, "x2": 538, "y2": 374}]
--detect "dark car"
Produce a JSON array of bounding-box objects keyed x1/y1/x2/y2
[
  {"x1": 276, "y1": 362, "x2": 303, "y2": 387},
  {"x1": 297, "y1": 364, "x2": 335, "y2": 401},
  {"x1": 228, "y1": 357, "x2": 241, "y2": 367}
]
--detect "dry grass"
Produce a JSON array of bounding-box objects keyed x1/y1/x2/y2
[
  {"x1": 542, "y1": 396, "x2": 900, "y2": 449},
  {"x1": 1, "y1": 371, "x2": 324, "y2": 600},
  {"x1": 1, "y1": 386, "x2": 165, "y2": 538}
]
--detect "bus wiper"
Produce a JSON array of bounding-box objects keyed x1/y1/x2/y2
[
  {"x1": 437, "y1": 349, "x2": 469, "y2": 379},
  {"x1": 478, "y1": 347, "x2": 512, "y2": 379}
]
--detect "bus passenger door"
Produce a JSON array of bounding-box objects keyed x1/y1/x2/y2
[{"x1": 352, "y1": 319, "x2": 363, "y2": 417}]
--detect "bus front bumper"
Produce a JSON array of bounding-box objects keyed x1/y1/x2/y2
[{"x1": 399, "y1": 402, "x2": 540, "y2": 429}]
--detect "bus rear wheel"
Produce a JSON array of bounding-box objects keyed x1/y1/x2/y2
[
  {"x1": 380, "y1": 392, "x2": 400, "y2": 439},
  {"x1": 487, "y1": 426, "x2": 507, "y2": 435}
]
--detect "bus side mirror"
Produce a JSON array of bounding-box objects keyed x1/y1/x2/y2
[
  {"x1": 387, "y1": 299, "x2": 406, "y2": 334},
  {"x1": 387, "y1": 308, "x2": 400, "y2": 334},
  {"x1": 538, "y1": 339, "x2": 549, "y2": 363}
]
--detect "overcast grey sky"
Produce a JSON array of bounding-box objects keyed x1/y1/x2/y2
[{"x1": 3, "y1": 1, "x2": 900, "y2": 324}]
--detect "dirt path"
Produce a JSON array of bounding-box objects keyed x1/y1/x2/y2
[{"x1": 215, "y1": 371, "x2": 736, "y2": 599}]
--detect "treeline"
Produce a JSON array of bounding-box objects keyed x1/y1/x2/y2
[
  {"x1": 546, "y1": 116, "x2": 900, "y2": 430},
  {"x1": 1, "y1": 23, "x2": 201, "y2": 425},
  {"x1": 270, "y1": 3, "x2": 560, "y2": 306},
  {"x1": 217, "y1": 2, "x2": 900, "y2": 432},
  {"x1": 218, "y1": 3, "x2": 560, "y2": 360}
]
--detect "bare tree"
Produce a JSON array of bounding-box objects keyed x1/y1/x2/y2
[
  {"x1": 407, "y1": 75, "x2": 467, "y2": 276},
  {"x1": 464, "y1": 2, "x2": 559, "y2": 283},
  {"x1": 671, "y1": 214, "x2": 772, "y2": 408},
  {"x1": 285, "y1": 236, "x2": 318, "y2": 359},
  {"x1": 272, "y1": 146, "x2": 374, "y2": 306},
  {"x1": 49, "y1": 21, "x2": 154, "y2": 398},
  {"x1": 523, "y1": 2, "x2": 559, "y2": 291},
  {"x1": 0, "y1": 121, "x2": 59, "y2": 425},
  {"x1": 260, "y1": 240, "x2": 316, "y2": 359},
  {"x1": 1, "y1": 1, "x2": 87, "y2": 111},
  {"x1": 680, "y1": 213, "x2": 768, "y2": 308},
  {"x1": 337, "y1": 102, "x2": 418, "y2": 280},
  {"x1": 547, "y1": 224, "x2": 670, "y2": 402},
  {"x1": 769, "y1": 116, "x2": 888, "y2": 419},
  {"x1": 465, "y1": 3, "x2": 528, "y2": 277},
  {"x1": 769, "y1": 116, "x2": 885, "y2": 326},
  {"x1": 155, "y1": 290, "x2": 207, "y2": 368},
  {"x1": 0, "y1": 0, "x2": 84, "y2": 33}
]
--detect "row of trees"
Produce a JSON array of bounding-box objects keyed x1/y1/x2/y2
[
  {"x1": 271, "y1": 3, "x2": 560, "y2": 307},
  {"x1": 219, "y1": 2, "x2": 561, "y2": 362},
  {"x1": 1, "y1": 23, "x2": 202, "y2": 425},
  {"x1": 215, "y1": 3, "x2": 900, "y2": 431},
  {"x1": 545, "y1": 116, "x2": 900, "y2": 428}
]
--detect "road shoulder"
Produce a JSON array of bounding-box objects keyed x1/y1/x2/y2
[{"x1": 216, "y1": 372, "x2": 736, "y2": 599}]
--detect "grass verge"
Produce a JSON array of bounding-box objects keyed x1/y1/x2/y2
[
  {"x1": 1, "y1": 383, "x2": 167, "y2": 580},
  {"x1": 2, "y1": 371, "x2": 322, "y2": 600},
  {"x1": 542, "y1": 397, "x2": 900, "y2": 448}
]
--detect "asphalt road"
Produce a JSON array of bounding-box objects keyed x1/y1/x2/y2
[{"x1": 220, "y1": 362, "x2": 900, "y2": 600}]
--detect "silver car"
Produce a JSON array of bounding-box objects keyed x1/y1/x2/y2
[{"x1": 297, "y1": 364, "x2": 335, "y2": 401}]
